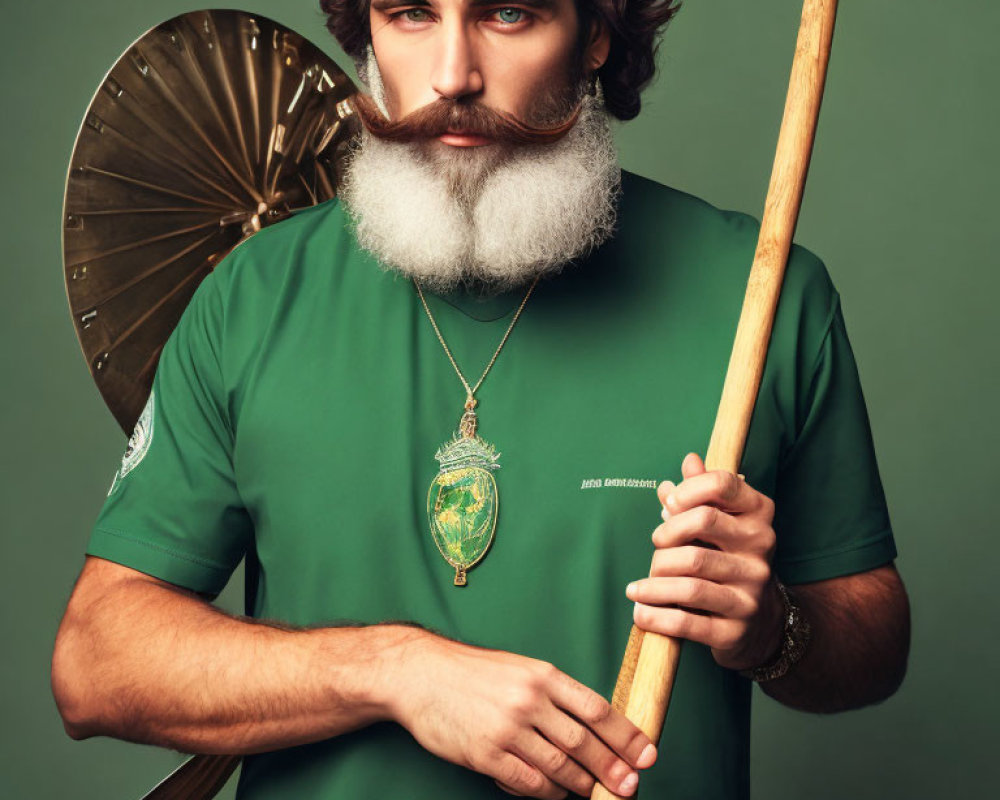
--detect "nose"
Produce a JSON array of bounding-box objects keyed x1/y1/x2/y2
[{"x1": 430, "y1": 20, "x2": 484, "y2": 100}]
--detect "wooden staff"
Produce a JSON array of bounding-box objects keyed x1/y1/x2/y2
[
  {"x1": 141, "y1": 754, "x2": 240, "y2": 799},
  {"x1": 591, "y1": 1, "x2": 839, "y2": 797}
]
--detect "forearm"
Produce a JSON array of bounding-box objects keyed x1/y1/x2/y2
[
  {"x1": 760, "y1": 565, "x2": 910, "y2": 713},
  {"x1": 52, "y1": 577, "x2": 428, "y2": 754}
]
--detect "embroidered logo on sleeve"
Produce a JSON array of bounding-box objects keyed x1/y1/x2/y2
[{"x1": 108, "y1": 390, "x2": 155, "y2": 495}]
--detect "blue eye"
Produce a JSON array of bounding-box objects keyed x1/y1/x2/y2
[{"x1": 495, "y1": 7, "x2": 524, "y2": 24}]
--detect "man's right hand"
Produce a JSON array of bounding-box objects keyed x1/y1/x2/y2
[{"x1": 388, "y1": 632, "x2": 657, "y2": 799}]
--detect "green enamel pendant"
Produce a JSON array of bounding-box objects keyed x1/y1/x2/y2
[{"x1": 427, "y1": 406, "x2": 500, "y2": 586}]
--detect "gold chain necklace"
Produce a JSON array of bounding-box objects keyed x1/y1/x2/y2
[{"x1": 414, "y1": 276, "x2": 540, "y2": 586}]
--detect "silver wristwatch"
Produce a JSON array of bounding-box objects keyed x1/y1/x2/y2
[{"x1": 740, "y1": 580, "x2": 812, "y2": 683}]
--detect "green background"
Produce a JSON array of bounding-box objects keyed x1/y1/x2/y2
[{"x1": 2, "y1": 0, "x2": 995, "y2": 797}]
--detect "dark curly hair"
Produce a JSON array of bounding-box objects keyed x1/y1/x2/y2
[{"x1": 319, "y1": 0, "x2": 682, "y2": 121}]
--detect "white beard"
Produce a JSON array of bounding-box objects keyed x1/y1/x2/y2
[{"x1": 338, "y1": 51, "x2": 622, "y2": 294}]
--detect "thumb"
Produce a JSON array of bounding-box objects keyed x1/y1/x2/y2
[{"x1": 681, "y1": 452, "x2": 707, "y2": 480}]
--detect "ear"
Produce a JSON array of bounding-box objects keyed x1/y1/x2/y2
[{"x1": 584, "y1": 18, "x2": 611, "y2": 72}]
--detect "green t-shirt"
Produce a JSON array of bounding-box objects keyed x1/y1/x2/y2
[{"x1": 87, "y1": 170, "x2": 896, "y2": 799}]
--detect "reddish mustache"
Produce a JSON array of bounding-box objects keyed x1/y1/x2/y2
[{"x1": 349, "y1": 93, "x2": 581, "y2": 146}]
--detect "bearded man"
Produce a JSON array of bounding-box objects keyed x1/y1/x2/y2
[{"x1": 52, "y1": 2, "x2": 910, "y2": 799}]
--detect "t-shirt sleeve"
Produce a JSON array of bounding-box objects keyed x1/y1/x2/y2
[
  {"x1": 771, "y1": 290, "x2": 897, "y2": 585},
  {"x1": 86, "y1": 269, "x2": 252, "y2": 596}
]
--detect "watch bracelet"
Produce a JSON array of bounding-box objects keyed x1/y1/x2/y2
[{"x1": 739, "y1": 580, "x2": 812, "y2": 683}]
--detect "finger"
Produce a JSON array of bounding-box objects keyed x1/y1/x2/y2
[
  {"x1": 632, "y1": 603, "x2": 742, "y2": 650},
  {"x1": 681, "y1": 452, "x2": 707, "y2": 480},
  {"x1": 657, "y1": 478, "x2": 677, "y2": 510},
  {"x1": 544, "y1": 670, "x2": 657, "y2": 772},
  {"x1": 626, "y1": 576, "x2": 751, "y2": 618},
  {"x1": 532, "y1": 701, "x2": 639, "y2": 797},
  {"x1": 651, "y1": 505, "x2": 756, "y2": 553},
  {"x1": 490, "y1": 751, "x2": 568, "y2": 800},
  {"x1": 658, "y1": 481, "x2": 676, "y2": 522},
  {"x1": 647, "y1": 545, "x2": 770, "y2": 585},
  {"x1": 510, "y1": 727, "x2": 597, "y2": 798},
  {"x1": 666, "y1": 469, "x2": 770, "y2": 517}
]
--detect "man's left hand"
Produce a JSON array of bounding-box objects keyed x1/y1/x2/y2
[{"x1": 625, "y1": 452, "x2": 785, "y2": 672}]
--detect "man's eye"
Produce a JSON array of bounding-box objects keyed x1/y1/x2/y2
[
  {"x1": 492, "y1": 7, "x2": 526, "y2": 25},
  {"x1": 401, "y1": 8, "x2": 430, "y2": 22}
]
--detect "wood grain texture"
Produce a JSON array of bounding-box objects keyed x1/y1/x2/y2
[
  {"x1": 593, "y1": 2, "x2": 838, "y2": 798},
  {"x1": 142, "y1": 754, "x2": 241, "y2": 800}
]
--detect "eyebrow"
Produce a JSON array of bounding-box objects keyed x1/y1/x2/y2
[{"x1": 371, "y1": 0, "x2": 558, "y2": 12}]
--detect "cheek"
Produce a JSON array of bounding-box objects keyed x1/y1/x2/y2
[
  {"x1": 369, "y1": 18, "x2": 430, "y2": 115},
  {"x1": 495, "y1": 38, "x2": 579, "y2": 107},
  {"x1": 371, "y1": 45, "x2": 419, "y2": 115}
]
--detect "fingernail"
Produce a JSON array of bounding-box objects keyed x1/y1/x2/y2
[
  {"x1": 637, "y1": 743, "x2": 657, "y2": 768},
  {"x1": 619, "y1": 772, "x2": 639, "y2": 795},
  {"x1": 666, "y1": 493, "x2": 678, "y2": 509},
  {"x1": 626, "y1": 582, "x2": 637, "y2": 598},
  {"x1": 660, "y1": 505, "x2": 671, "y2": 522}
]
